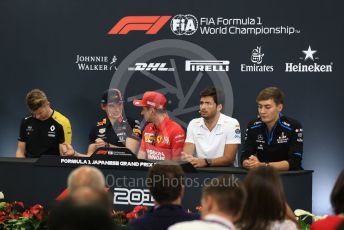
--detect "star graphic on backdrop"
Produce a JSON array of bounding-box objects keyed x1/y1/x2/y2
[{"x1": 302, "y1": 46, "x2": 317, "y2": 61}]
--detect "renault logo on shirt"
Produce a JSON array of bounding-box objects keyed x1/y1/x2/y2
[{"x1": 48, "y1": 125, "x2": 56, "y2": 138}]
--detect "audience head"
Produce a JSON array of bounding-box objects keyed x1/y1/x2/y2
[
  {"x1": 146, "y1": 162, "x2": 185, "y2": 205},
  {"x1": 331, "y1": 169, "x2": 344, "y2": 215},
  {"x1": 68, "y1": 186, "x2": 112, "y2": 211},
  {"x1": 49, "y1": 191, "x2": 116, "y2": 230},
  {"x1": 50, "y1": 168, "x2": 114, "y2": 230},
  {"x1": 201, "y1": 175, "x2": 246, "y2": 222},
  {"x1": 67, "y1": 166, "x2": 106, "y2": 194},
  {"x1": 238, "y1": 166, "x2": 287, "y2": 230}
]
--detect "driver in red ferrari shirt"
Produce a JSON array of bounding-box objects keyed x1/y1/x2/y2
[{"x1": 133, "y1": 91, "x2": 185, "y2": 160}]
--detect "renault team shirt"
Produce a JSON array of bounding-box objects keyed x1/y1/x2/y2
[
  {"x1": 241, "y1": 114, "x2": 303, "y2": 170},
  {"x1": 18, "y1": 110, "x2": 72, "y2": 158},
  {"x1": 140, "y1": 116, "x2": 185, "y2": 160}
]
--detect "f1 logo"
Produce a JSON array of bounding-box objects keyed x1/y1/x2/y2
[{"x1": 108, "y1": 16, "x2": 171, "y2": 35}]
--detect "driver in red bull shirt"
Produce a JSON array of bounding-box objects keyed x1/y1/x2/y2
[{"x1": 133, "y1": 91, "x2": 185, "y2": 160}]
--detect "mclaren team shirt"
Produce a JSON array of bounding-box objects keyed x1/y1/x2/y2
[
  {"x1": 140, "y1": 116, "x2": 185, "y2": 160},
  {"x1": 18, "y1": 110, "x2": 72, "y2": 158}
]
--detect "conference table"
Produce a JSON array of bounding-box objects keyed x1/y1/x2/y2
[{"x1": 0, "y1": 156, "x2": 313, "y2": 213}]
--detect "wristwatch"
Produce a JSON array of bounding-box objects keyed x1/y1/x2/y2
[{"x1": 204, "y1": 158, "x2": 212, "y2": 167}]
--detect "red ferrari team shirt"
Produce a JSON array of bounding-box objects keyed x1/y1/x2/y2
[{"x1": 140, "y1": 116, "x2": 185, "y2": 160}]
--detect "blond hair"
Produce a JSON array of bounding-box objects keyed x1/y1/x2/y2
[{"x1": 26, "y1": 89, "x2": 49, "y2": 111}]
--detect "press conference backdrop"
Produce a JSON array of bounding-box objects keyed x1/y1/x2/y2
[{"x1": 0, "y1": 0, "x2": 343, "y2": 215}]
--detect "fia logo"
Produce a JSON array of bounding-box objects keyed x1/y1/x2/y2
[
  {"x1": 170, "y1": 14, "x2": 198, "y2": 35},
  {"x1": 251, "y1": 46, "x2": 264, "y2": 64}
]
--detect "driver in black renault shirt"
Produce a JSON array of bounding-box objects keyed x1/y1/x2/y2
[
  {"x1": 16, "y1": 89, "x2": 74, "y2": 158},
  {"x1": 241, "y1": 87, "x2": 303, "y2": 171}
]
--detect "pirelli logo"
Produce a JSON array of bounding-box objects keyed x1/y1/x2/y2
[
  {"x1": 108, "y1": 16, "x2": 171, "y2": 35},
  {"x1": 185, "y1": 60, "x2": 230, "y2": 72}
]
